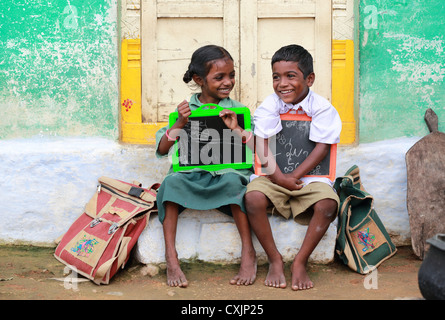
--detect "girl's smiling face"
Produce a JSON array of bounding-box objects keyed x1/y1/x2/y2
[
  {"x1": 272, "y1": 60, "x2": 314, "y2": 105},
  {"x1": 194, "y1": 58, "x2": 235, "y2": 105}
]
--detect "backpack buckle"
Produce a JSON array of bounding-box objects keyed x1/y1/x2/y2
[
  {"x1": 90, "y1": 218, "x2": 102, "y2": 228},
  {"x1": 108, "y1": 223, "x2": 119, "y2": 234}
]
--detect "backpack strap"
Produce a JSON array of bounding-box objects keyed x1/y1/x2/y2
[{"x1": 343, "y1": 165, "x2": 366, "y2": 191}]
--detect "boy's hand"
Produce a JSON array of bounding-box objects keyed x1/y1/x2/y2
[
  {"x1": 219, "y1": 109, "x2": 239, "y2": 130},
  {"x1": 177, "y1": 100, "x2": 191, "y2": 127},
  {"x1": 267, "y1": 173, "x2": 304, "y2": 191}
]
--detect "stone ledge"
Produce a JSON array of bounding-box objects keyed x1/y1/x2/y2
[
  {"x1": 0, "y1": 136, "x2": 419, "y2": 262},
  {"x1": 134, "y1": 210, "x2": 337, "y2": 265}
]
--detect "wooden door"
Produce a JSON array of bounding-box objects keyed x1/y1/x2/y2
[
  {"x1": 141, "y1": 0, "x2": 240, "y2": 122},
  {"x1": 141, "y1": 0, "x2": 331, "y2": 122},
  {"x1": 240, "y1": 0, "x2": 332, "y2": 110}
]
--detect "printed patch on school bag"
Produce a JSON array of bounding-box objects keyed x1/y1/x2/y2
[
  {"x1": 350, "y1": 220, "x2": 386, "y2": 256},
  {"x1": 66, "y1": 230, "x2": 108, "y2": 267}
]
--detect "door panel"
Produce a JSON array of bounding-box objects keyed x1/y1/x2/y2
[
  {"x1": 241, "y1": 0, "x2": 332, "y2": 111},
  {"x1": 141, "y1": 0, "x2": 331, "y2": 121},
  {"x1": 141, "y1": 0, "x2": 239, "y2": 122}
]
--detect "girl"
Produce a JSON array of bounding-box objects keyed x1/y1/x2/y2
[{"x1": 155, "y1": 45, "x2": 256, "y2": 288}]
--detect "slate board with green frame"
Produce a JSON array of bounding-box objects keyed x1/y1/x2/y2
[{"x1": 169, "y1": 103, "x2": 253, "y2": 172}]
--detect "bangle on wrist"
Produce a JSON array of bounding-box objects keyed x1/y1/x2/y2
[
  {"x1": 165, "y1": 128, "x2": 178, "y2": 141},
  {"x1": 242, "y1": 130, "x2": 253, "y2": 144}
]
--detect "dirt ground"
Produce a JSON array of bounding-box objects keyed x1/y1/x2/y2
[{"x1": 0, "y1": 245, "x2": 424, "y2": 303}]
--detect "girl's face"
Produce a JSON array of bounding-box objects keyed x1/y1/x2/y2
[
  {"x1": 272, "y1": 60, "x2": 314, "y2": 105},
  {"x1": 195, "y1": 58, "x2": 235, "y2": 104}
]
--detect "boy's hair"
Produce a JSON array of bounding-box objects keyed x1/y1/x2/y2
[
  {"x1": 183, "y1": 45, "x2": 233, "y2": 84},
  {"x1": 271, "y1": 44, "x2": 313, "y2": 79}
]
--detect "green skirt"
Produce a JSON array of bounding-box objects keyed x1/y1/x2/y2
[{"x1": 156, "y1": 171, "x2": 249, "y2": 223}]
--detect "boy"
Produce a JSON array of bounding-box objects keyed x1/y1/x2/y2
[{"x1": 245, "y1": 44, "x2": 342, "y2": 290}]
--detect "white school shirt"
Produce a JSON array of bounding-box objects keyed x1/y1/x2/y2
[{"x1": 252, "y1": 90, "x2": 342, "y2": 186}]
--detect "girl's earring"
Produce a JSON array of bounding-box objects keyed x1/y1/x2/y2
[{"x1": 192, "y1": 74, "x2": 204, "y2": 87}]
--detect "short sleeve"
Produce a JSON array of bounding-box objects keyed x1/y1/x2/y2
[
  {"x1": 309, "y1": 104, "x2": 342, "y2": 144},
  {"x1": 155, "y1": 125, "x2": 168, "y2": 158},
  {"x1": 253, "y1": 95, "x2": 282, "y2": 138}
]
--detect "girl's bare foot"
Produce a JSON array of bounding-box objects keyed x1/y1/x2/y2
[
  {"x1": 165, "y1": 253, "x2": 188, "y2": 288},
  {"x1": 291, "y1": 260, "x2": 313, "y2": 291},
  {"x1": 264, "y1": 259, "x2": 286, "y2": 288},
  {"x1": 230, "y1": 249, "x2": 257, "y2": 286}
]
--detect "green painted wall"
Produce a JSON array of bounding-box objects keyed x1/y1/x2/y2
[
  {"x1": 0, "y1": 0, "x2": 118, "y2": 139},
  {"x1": 359, "y1": 0, "x2": 445, "y2": 143}
]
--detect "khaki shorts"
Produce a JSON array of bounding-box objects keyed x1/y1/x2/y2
[{"x1": 246, "y1": 177, "x2": 340, "y2": 225}]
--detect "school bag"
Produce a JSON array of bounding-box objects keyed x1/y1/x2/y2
[
  {"x1": 54, "y1": 176, "x2": 159, "y2": 284},
  {"x1": 334, "y1": 165, "x2": 397, "y2": 274}
]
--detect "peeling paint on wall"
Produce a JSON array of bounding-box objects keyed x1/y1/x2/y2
[
  {"x1": 384, "y1": 33, "x2": 444, "y2": 84},
  {"x1": 0, "y1": 0, "x2": 119, "y2": 139},
  {"x1": 359, "y1": 0, "x2": 445, "y2": 143}
]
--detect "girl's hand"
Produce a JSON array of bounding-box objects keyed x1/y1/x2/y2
[
  {"x1": 177, "y1": 100, "x2": 191, "y2": 127},
  {"x1": 219, "y1": 109, "x2": 239, "y2": 130},
  {"x1": 157, "y1": 100, "x2": 191, "y2": 156}
]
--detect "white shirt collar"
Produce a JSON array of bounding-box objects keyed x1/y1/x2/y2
[{"x1": 279, "y1": 89, "x2": 312, "y2": 114}]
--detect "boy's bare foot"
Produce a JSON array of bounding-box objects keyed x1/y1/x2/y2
[
  {"x1": 291, "y1": 260, "x2": 313, "y2": 290},
  {"x1": 264, "y1": 259, "x2": 286, "y2": 288},
  {"x1": 230, "y1": 250, "x2": 257, "y2": 286}
]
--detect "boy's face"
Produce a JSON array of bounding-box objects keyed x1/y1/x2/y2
[
  {"x1": 194, "y1": 58, "x2": 235, "y2": 104},
  {"x1": 272, "y1": 60, "x2": 314, "y2": 105}
]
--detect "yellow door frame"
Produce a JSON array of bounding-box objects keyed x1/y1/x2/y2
[{"x1": 120, "y1": 39, "x2": 356, "y2": 145}]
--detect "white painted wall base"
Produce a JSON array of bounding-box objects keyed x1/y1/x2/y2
[
  {"x1": 134, "y1": 210, "x2": 337, "y2": 265},
  {"x1": 0, "y1": 136, "x2": 420, "y2": 264}
]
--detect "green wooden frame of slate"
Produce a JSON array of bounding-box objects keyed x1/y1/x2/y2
[{"x1": 168, "y1": 103, "x2": 253, "y2": 172}]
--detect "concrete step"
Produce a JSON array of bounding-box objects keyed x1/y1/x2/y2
[{"x1": 134, "y1": 209, "x2": 337, "y2": 265}]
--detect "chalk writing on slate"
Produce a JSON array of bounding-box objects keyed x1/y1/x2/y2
[
  {"x1": 272, "y1": 120, "x2": 331, "y2": 175},
  {"x1": 169, "y1": 104, "x2": 253, "y2": 172},
  {"x1": 255, "y1": 112, "x2": 336, "y2": 180},
  {"x1": 177, "y1": 115, "x2": 246, "y2": 166}
]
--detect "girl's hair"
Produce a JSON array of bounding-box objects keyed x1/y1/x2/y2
[
  {"x1": 271, "y1": 44, "x2": 313, "y2": 79},
  {"x1": 183, "y1": 45, "x2": 233, "y2": 84}
]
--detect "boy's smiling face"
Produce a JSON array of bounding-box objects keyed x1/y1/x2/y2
[{"x1": 272, "y1": 60, "x2": 315, "y2": 105}]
